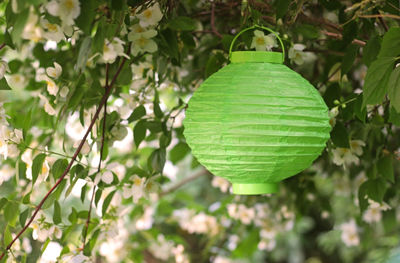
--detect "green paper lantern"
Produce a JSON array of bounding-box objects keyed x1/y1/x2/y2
[{"x1": 183, "y1": 26, "x2": 331, "y2": 195}]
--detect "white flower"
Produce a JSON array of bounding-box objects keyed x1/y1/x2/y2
[
  {"x1": 363, "y1": 199, "x2": 391, "y2": 223},
  {"x1": 6, "y1": 74, "x2": 26, "y2": 89},
  {"x1": 149, "y1": 235, "x2": 174, "y2": 261},
  {"x1": 41, "y1": 241, "x2": 62, "y2": 262},
  {"x1": 332, "y1": 139, "x2": 365, "y2": 166},
  {"x1": 237, "y1": 204, "x2": 255, "y2": 225},
  {"x1": 350, "y1": 140, "x2": 365, "y2": 156},
  {"x1": 102, "y1": 38, "x2": 129, "y2": 64},
  {"x1": 101, "y1": 171, "x2": 114, "y2": 184},
  {"x1": 332, "y1": 147, "x2": 358, "y2": 166},
  {"x1": 41, "y1": 19, "x2": 65, "y2": 43},
  {"x1": 211, "y1": 176, "x2": 231, "y2": 193},
  {"x1": 22, "y1": 11, "x2": 43, "y2": 42},
  {"x1": 46, "y1": 62, "x2": 62, "y2": 79},
  {"x1": 128, "y1": 26, "x2": 158, "y2": 56},
  {"x1": 0, "y1": 61, "x2": 10, "y2": 79},
  {"x1": 214, "y1": 256, "x2": 232, "y2": 263},
  {"x1": 250, "y1": 30, "x2": 277, "y2": 51},
  {"x1": 22, "y1": 238, "x2": 32, "y2": 253},
  {"x1": 122, "y1": 175, "x2": 146, "y2": 203},
  {"x1": 59, "y1": 86, "x2": 69, "y2": 98},
  {"x1": 45, "y1": 77, "x2": 59, "y2": 96},
  {"x1": 258, "y1": 238, "x2": 276, "y2": 251},
  {"x1": 38, "y1": 94, "x2": 57, "y2": 116},
  {"x1": 288, "y1": 44, "x2": 306, "y2": 65},
  {"x1": 340, "y1": 220, "x2": 360, "y2": 247},
  {"x1": 0, "y1": 164, "x2": 14, "y2": 185},
  {"x1": 60, "y1": 251, "x2": 89, "y2": 263},
  {"x1": 46, "y1": 0, "x2": 81, "y2": 26},
  {"x1": 73, "y1": 140, "x2": 90, "y2": 155},
  {"x1": 136, "y1": 3, "x2": 163, "y2": 27},
  {"x1": 31, "y1": 222, "x2": 50, "y2": 242}
]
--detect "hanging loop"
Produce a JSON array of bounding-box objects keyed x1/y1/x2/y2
[{"x1": 228, "y1": 25, "x2": 285, "y2": 63}]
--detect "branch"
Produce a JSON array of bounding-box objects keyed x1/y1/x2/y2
[
  {"x1": 321, "y1": 30, "x2": 366, "y2": 46},
  {"x1": 160, "y1": 169, "x2": 209, "y2": 197},
  {"x1": 210, "y1": 2, "x2": 222, "y2": 39},
  {"x1": 0, "y1": 56, "x2": 129, "y2": 260},
  {"x1": 81, "y1": 64, "x2": 110, "y2": 250},
  {"x1": 0, "y1": 43, "x2": 5, "y2": 50},
  {"x1": 358, "y1": 14, "x2": 400, "y2": 20}
]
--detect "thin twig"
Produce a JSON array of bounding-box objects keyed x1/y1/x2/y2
[
  {"x1": 358, "y1": 14, "x2": 400, "y2": 20},
  {"x1": 0, "y1": 54, "x2": 129, "y2": 261},
  {"x1": 81, "y1": 63, "x2": 110, "y2": 250},
  {"x1": 210, "y1": 2, "x2": 222, "y2": 39},
  {"x1": 0, "y1": 43, "x2": 5, "y2": 50},
  {"x1": 160, "y1": 169, "x2": 209, "y2": 197},
  {"x1": 321, "y1": 30, "x2": 366, "y2": 46}
]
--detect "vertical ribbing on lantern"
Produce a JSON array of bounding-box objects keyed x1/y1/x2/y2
[{"x1": 183, "y1": 55, "x2": 330, "y2": 195}]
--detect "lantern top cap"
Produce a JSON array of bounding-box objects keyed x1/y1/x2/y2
[
  {"x1": 230, "y1": 51, "x2": 283, "y2": 64},
  {"x1": 229, "y1": 25, "x2": 285, "y2": 63}
]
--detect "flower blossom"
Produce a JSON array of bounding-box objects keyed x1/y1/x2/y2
[
  {"x1": 340, "y1": 220, "x2": 360, "y2": 247},
  {"x1": 288, "y1": 44, "x2": 307, "y2": 65},
  {"x1": 250, "y1": 30, "x2": 277, "y2": 51},
  {"x1": 136, "y1": 3, "x2": 163, "y2": 27}
]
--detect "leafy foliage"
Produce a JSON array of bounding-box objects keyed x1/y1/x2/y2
[{"x1": 0, "y1": 0, "x2": 399, "y2": 263}]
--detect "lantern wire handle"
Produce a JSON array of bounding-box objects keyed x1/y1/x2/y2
[{"x1": 228, "y1": 25, "x2": 285, "y2": 63}]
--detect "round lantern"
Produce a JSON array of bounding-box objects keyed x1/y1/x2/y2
[{"x1": 183, "y1": 26, "x2": 331, "y2": 195}]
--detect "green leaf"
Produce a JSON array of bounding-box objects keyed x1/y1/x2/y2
[
  {"x1": 389, "y1": 106, "x2": 400, "y2": 125},
  {"x1": 53, "y1": 200, "x2": 62, "y2": 224},
  {"x1": 3, "y1": 225, "x2": 12, "y2": 247},
  {"x1": 128, "y1": 105, "x2": 146, "y2": 122},
  {"x1": 341, "y1": 45, "x2": 358, "y2": 75},
  {"x1": 153, "y1": 102, "x2": 163, "y2": 118},
  {"x1": 51, "y1": 159, "x2": 68, "y2": 179},
  {"x1": 378, "y1": 27, "x2": 400, "y2": 58},
  {"x1": 205, "y1": 52, "x2": 226, "y2": 78},
  {"x1": 294, "y1": 24, "x2": 320, "y2": 39},
  {"x1": 330, "y1": 122, "x2": 349, "y2": 148},
  {"x1": 0, "y1": 78, "x2": 11, "y2": 90},
  {"x1": 102, "y1": 190, "x2": 116, "y2": 216},
  {"x1": 168, "y1": 16, "x2": 197, "y2": 31},
  {"x1": 10, "y1": 8, "x2": 29, "y2": 46},
  {"x1": 76, "y1": 0, "x2": 96, "y2": 34},
  {"x1": 148, "y1": 148, "x2": 166, "y2": 173},
  {"x1": 112, "y1": 0, "x2": 126, "y2": 10},
  {"x1": 377, "y1": 155, "x2": 394, "y2": 183},
  {"x1": 0, "y1": 198, "x2": 8, "y2": 211},
  {"x1": 31, "y1": 153, "x2": 46, "y2": 185},
  {"x1": 275, "y1": 0, "x2": 291, "y2": 20},
  {"x1": 4, "y1": 201, "x2": 19, "y2": 227},
  {"x1": 169, "y1": 142, "x2": 191, "y2": 164},
  {"x1": 354, "y1": 94, "x2": 366, "y2": 122},
  {"x1": 93, "y1": 18, "x2": 105, "y2": 53},
  {"x1": 359, "y1": 178, "x2": 386, "y2": 211},
  {"x1": 362, "y1": 57, "x2": 395, "y2": 107},
  {"x1": 76, "y1": 36, "x2": 92, "y2": 73},
  {"x1": 388, "y1": 66, "x2": 400, "y2": 112},
  {"x1": 19, "y1": 208, "x2": 29, "y2": 227},
  {"x1": 362, "y1": 36, "x2": 381, "y2": 67},
  {"x1": 134, "y1": 119, "x2": 147, "y2": 147}
]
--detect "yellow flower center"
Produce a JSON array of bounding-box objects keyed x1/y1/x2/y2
[
  {"x1": 256, "y1": 37, "x2": 265, "y2": 45},
  {"x1": 47, "y1": 23, "x2": 58, "y2": 32},
  {"x1": 65, "y1": 0, "x2": 74, "y2": 10},
  {"x1": 133, "y1": 177, "x2": 142, "y2": 186},
  {"x1": 143, "y1": 9, "x2": 152, "y2": 19},
  {"x1": 42, "y1": 163, "x2": 48, "y2": 175},
  {"x1": 138, "y1": 37, "x2": 147, "y2": 47}
]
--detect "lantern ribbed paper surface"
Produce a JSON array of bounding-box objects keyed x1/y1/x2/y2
[{"x1": 183, "y1": 26, "x2": 331, "y2": 195}]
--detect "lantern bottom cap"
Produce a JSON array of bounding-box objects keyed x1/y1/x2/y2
[{"x1": 232, "y1": 183, "x2": 279, "y2": 195}]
